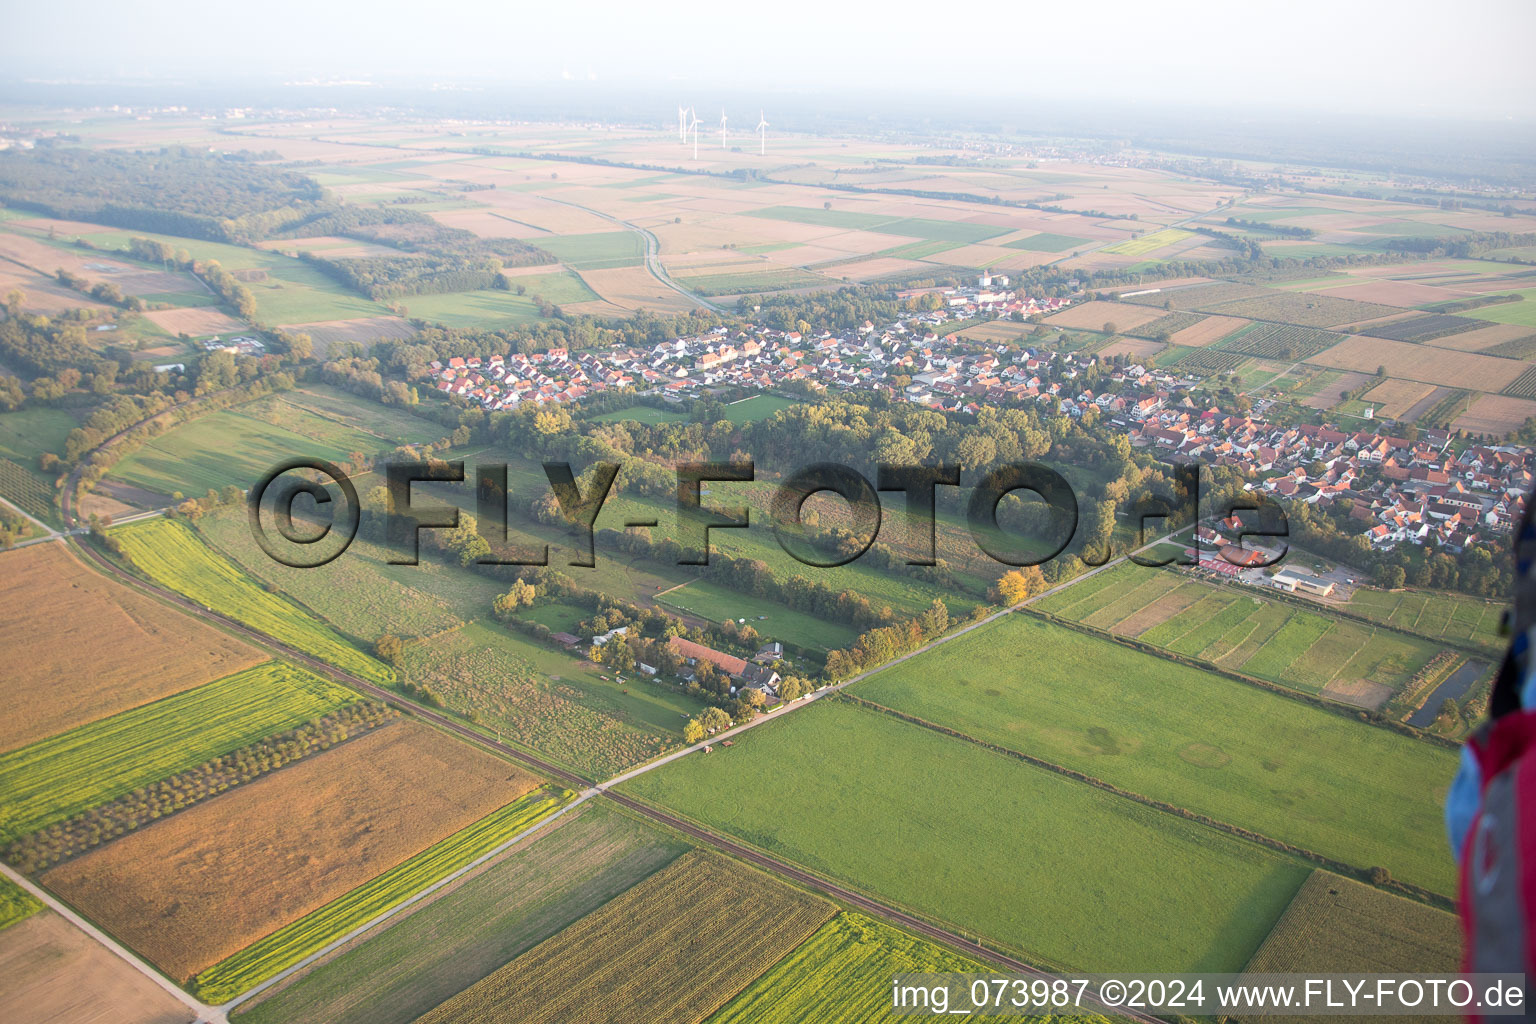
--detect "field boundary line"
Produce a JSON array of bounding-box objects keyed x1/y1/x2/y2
[
  {"x1": 0, "y1": 859, "x2": 220, "y2": 1022},
  {"x1": 835, "y1": 693, "x2": 1454, "y2": 910}
]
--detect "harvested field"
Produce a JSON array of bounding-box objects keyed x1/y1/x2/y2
[
  {"x1": 0, "y1": 543, "x2": 263, "y2": 753},
  {"x1": 1309, "y1": 279, "x2": 1476, "y2": 307},
  {"x1": 0, "y1": 912, "x2": 195, "y2": 1024},
  {"x1": 1170, "y1": 314, "x2": 1249, "y2": 347},
  {"x1": 1099, "y1": 337, "x2": 1164, "y2": 362},
  {"x1": 577, "y1": 266, "x2": 696, "y2": 313},
  {"x1": 1320, "y1": 678, "x2": 1393, "y2": 710},
  {"x1": 1451, "y1": 394, "x2": 1536, "y2": 437},
  {"x1": 1360, "y1": 379, "x2": 1437, "y2": 419},
  {"x1": 43, "y1": 719, "x2": 538, "y2": 982},
  {"x1": 1429, "y1": 322, "x2": 1536, "y2": 352},
  {"x1": 1044, "y1": 300, "x2": 1164, "y2": 332},
  {"x1": 412, "y1": 850, "x2": 835, "y2": 1024},
  {"x1": 1297, "y1": 370, "x2": 1372, "y2": 410},
  {"x1": 1307, "y1": 336, "x2": 1524, "y2": 392},
  {"x1": 1243, "y1": 871, "x2": 1459, "y2": 1022},
  {"x1": 142, "y1": 306, "x2": 246, "y2": 337}
]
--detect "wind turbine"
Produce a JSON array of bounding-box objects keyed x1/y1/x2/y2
[
  {"x1": 719, "y1": 109, "x2": 728, "y2": 149},
  {"x1": 677, "y1": 104, "x2": 687, "y2": 142},
  {"x1": 755, "y1": 110, "x2": 769, "y2": 156},
  {"x1": 688, "y1": 109, "x2": 702, "y2": 160}
]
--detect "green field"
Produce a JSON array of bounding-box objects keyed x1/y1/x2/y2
[
  {"x1": 1005, "y1": 232, "x2": 1092, "y2": 253},
  {"x1": 113, "y1": 518, "x2": 394, "y2": 684},
  {"x1": 62, "y1": 226, "x2": 392, "y2": 323},
  {"x1": 587, "y1": 404, "x2": 691, "y2": 425},
  {"x1": 0, "y1": 877, "x2": 42, "y2": 933},
  {"x1": 502, "y1": 269, "x2": 601, "y2": 304},
  {"x1": 707, "y1": 911, "x2": 1111, "y2": 1024},
  {"x1": 672, "y1": 265, "x2": 828, "y2": 296},
  {"x1": 395, "y1": 289, "x2": 550, "y2": 329},
  {"x1": 237, "y1": 803, "x2": 689, "y2": 1024},
  {"x1": 0, "y1": 408, "x2": 76, "y2": 481},
  {"x1": 0, "y1": 660, "x2": 355, "y2": 841},
  {"x1": 657, "y1": 579, "x2": 858, "y2": 653},
  {"x1": 1036, "y1": 562, "x2": 1444, "y2": 697},
  {"x1": 107, "y1": 401, "x2": 396, "y2": 498},
  {"x1": 624, "y1": 700, "x2": 1308, "y2": 972},
  {"x1": 854, "y1": 613, "x2": 1458, "y2": 893},
  {"x1": 194, "y1": 787, "x2": 571, "y2": 1003},
  {"x1": 1455, "y1": 287, "x2": 1536, "y2": 328},
  {"x1": 743, "y1": 206, "x2": 1009, "y2": 243},
  {"x1": 720, "y1": 393, "x2": 798, "y2": 424},
  {"x1": 531, "y1": 231, "x2": 646, "y2": 270},
  {"x1": 1101, "y1": 228, "x2": 1194, "y2": 257},
  {"x1": 267, "y1": 385, "x2": 448, "y2": 446},
  {"x1": 1345, "y1": 587, "x2": 1503, "y2": 655}
]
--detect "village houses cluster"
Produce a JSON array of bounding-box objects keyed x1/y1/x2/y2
[{"x1": 423, "y1": 277, "x2": 1532, "y2": 557}]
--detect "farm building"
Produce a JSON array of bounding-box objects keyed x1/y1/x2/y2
[
  {"x1": 668, "y1": 637, "x2": 748, "y2": 677},
  {"x1": 551, "y1": 632, "x2": 581, "y2": 648},
  {"x1": 1270, "y1": 569, "x2": 1336, "y2": 597}
]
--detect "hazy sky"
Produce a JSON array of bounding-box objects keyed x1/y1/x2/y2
[{"x1": 5, "y1": 0, "x2": 1534, "y2": 119}]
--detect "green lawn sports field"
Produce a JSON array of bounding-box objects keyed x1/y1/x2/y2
[
  {"x1": 855, "y1": 613, "x2": 1458, "y2": 893},
  {"x1": 623, "y1": 700, "x2": 1309, "y2": 972}
]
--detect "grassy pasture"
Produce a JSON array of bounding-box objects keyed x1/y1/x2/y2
[
  {"x1": 1455, "y1": 286, "x2": 1536, "y2": 328},
  {"x1": 854, "y1": 613, "x2": 1458, "y2": 894},
  {"x1": 671, "y1": 264, "x2": 828, "y2": 295},
  {"x1": 624, "y1": 700, "x2": 1309, "y2": 972},
  {"x1": 273, "y1": 385, "x2": 448, "y2": 445},
  {"x1": 413, "y1": 850, "x2": 834, "y2": 1024},
  {"x1": 0, "y1": 660, "x2": 355, "y2": 841},
  {"x1": 236, "y1": 803, "x2": 689, "y2": 1024},
  {"x1": 396, "y1": 289, "x2": 549, "y2": 329},
  {"x1": 107, "y1": 403, "x2": 392, "y2": 498},
  {"x1": 742, "y1": 205, "x2": 1009, "y2": 243},
  {"x1": 0, "y1": 408, "x2": 76, "y2": 486},
  {"x1": 1037, "y1": 562, "x2": 1444, "y2": 697},
  {"x1": 194, "y1": 787, "x2": 570, "y2": 1002},
  {"x1": 113, "y1": 518, "x2": 394, "y2": 684}
]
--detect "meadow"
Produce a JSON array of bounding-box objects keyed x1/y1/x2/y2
[
  {"x1": 237, "y1": 803, "x2": 688, "y2": 1024},
  {"x1": 720, "y1": 393, "x2": 799, "y2": 424},
  {"x1": 195, "y1": 786, "x2": 570, "y2": 1003},
  {"x1": 412, "y1": 850, "x2": 835, "y2": 1024},
  {"x1": 0, "y1": 407, "x2": 76, "y2": 486},
  {"x1": 587, "y1": 403, "x2": 691, "y2": 425},
  {"x1": 853, "y1": 613, "x2": 1458, "y2": 893},
  {"x1": 397, "y1": 289, "x2": 550, "y2": 329},
  {"x1": 531, "y1": 231, "x2": 646, "y2": 270},
  {"x1": 623, "y1": 700, "x2": 1309, "y2": 972},
  {"x1": 0, "y1": 541, "x2": 264, "y2": 752},
  {"x1": 113, "y1": 518, "x2": 394, "y2": 684},
  {"x1": 1036, "y1": 562, "x2": 1444, "y2": 700},
  {"x1": 107, "y1": 404, "x2": 394, "y2": 498},
  {"x1": 0, "y1": 660, "x2": 355, "y2": 840},
  {"x1": 45, "y1": 719, "x2": 537, "y2": 984},
  {"x1": 1345, "y1": 586, "x2": 1505, "y2": 655}
]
